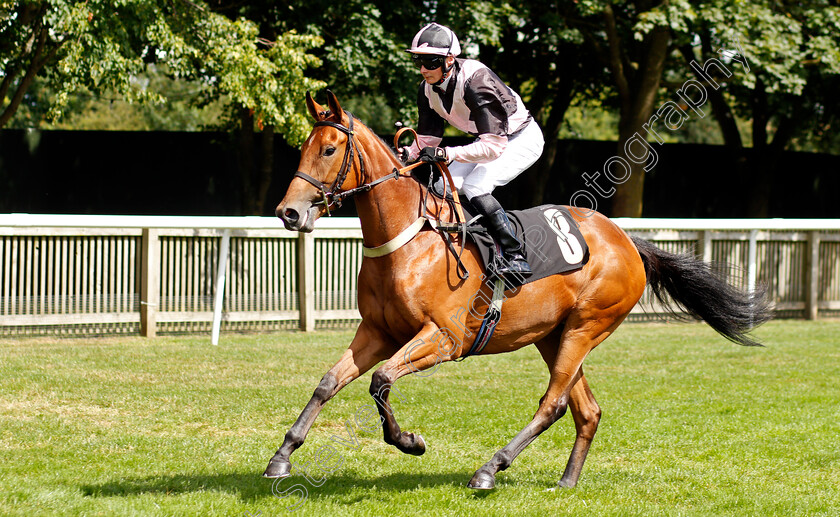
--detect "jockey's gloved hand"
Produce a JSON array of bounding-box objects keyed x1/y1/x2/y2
[
  {"x1": 417, "y1": 146, "x2": 448, "y2": 163},
  {"x1": 398, "y1": 146, "x2": 411, "y2": 163}
]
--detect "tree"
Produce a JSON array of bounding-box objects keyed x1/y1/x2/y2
[
  {"x1": 0, "y1": 1, "x2": 324, "y2": 138},
  {"x1": 7, "y1": 1, "x2": 837, "y2": 217},
  {"x1": 559, "y1": 0, "x2": 840, "y2": 217},
  {"x1": 201, "y1": 0, "x2": 426, "y2": 214},
  {"x1": 552, "y1": 0, "x2": 678, "y2": 217},
  {"x1": 1, "y1": 0, "x2": 325, "y2": 214},
  {"x1": 9, "y1": 64, "x2": 229, "y2": 131},
  {"x1": 207, "y1": 0, "x2": 424, "y2": 130},
  {"x1": 458, "y1": 1, "x2": 611, "y2": 208},
  {"x1": 678, "y1": 0, "x2": 840, "y2": 216},
  {"x1": 416, "y1": 1, "x2": 677, "y2": 215}
]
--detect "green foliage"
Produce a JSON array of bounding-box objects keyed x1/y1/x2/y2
[
  {"x1": 11, "y1": 64, "x2": 228, "y2": 130},
  {"x1": 208, "y1": 0, "x2": 426, "y2": 133},
  {"x1": 1, "y1": 0, "x2": 325, "y2": 144},
  {"x1": 559, "y1": 100, "x2": 620, "y2": 142},
  {"x1": 4, "y1": 0, "x2": 839, "y2": 154},
  {"x1": 317, "y1": 3, "x2": 419, "y2": 127},
  {"x1": 676, "y1": 0, "x2": 840, "y2": 152}
]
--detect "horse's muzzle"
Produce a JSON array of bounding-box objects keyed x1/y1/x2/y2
[{"x1": 276, "y1": 202, "x2": 318, "y2": 233}]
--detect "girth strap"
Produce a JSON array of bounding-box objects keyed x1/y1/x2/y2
[{"x1": 456, "y1": 276, "x2": 507, "y2": 360}]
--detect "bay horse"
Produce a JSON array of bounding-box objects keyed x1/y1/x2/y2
[{"x1": 266, "y1": 91, "x2": 771, "y2": 490}]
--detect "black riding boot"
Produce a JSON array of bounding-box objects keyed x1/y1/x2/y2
[{"x1": 471, "y1": 194, "x2": 532, "y2": 277}]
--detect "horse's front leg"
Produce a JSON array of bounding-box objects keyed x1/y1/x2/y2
[
  {"x1": 263, "y1": 321, "x2": 395, "y2": 478},
  {"x1": 369, "y1": 322, "x2": 452, "y2": 456}
]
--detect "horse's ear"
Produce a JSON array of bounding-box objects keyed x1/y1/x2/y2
[
  {"x1": 325, "y1": 90, "x2": 343, "y2": 123},
  {"x1": 305, "y1": 91, "x2": 324, "y2": 121}
]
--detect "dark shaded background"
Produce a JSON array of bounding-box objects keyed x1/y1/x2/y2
[{"x1": 1, "y1": 129, "x2": 837, "y2": 218}]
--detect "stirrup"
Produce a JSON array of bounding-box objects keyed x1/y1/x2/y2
[{"x1": 497, "y1": 253, "x2": 532, "y2": 277}]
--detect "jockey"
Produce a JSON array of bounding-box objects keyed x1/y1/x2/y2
[{"x1": 402, "y1": 23, "x2": 544, "y2": 277}]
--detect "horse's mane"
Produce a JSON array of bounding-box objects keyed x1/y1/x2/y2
[{"x1": 349, "y1": 114, "x2": 400, "y2": 161}]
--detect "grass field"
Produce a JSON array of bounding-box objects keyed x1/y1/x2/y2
[{"x1": 1, "y1": 320, "x2": 839, "y2": 516}]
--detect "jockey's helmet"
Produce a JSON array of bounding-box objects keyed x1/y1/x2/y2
[{"x1": 406, "y1": 23, "x2": 461, "y2": 57}]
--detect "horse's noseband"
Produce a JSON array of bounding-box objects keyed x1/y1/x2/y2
[{"x1": 294, "y1": 112, "x2": 367, "y2": 216}]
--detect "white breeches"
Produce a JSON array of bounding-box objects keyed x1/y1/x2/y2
[{"x1": 438, "y1": 119, "x2": 544, "y2": 200}]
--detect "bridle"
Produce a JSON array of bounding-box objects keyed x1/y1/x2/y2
[
  {"x1": 294, "y1": 110, "x2": 466, "y2": 223},
  {"x1": 293, "y1": 112, "x2": 363, "y2": 216},
  {"x1": 293, "y1": 110, "x2": 470, "y2": 277},
  {"x1": 294, "y1": 111, "x2": 414, "y2": 216}
]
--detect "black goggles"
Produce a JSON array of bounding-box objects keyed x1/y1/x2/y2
[{"x1": 412, "y1": 54, "x2": 445, "y2": 70}]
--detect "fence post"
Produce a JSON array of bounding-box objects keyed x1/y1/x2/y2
[
  {"x1": 211, "y1": 229, "x2": 231, "y2": 345},
  {"x1": 297, "y1": 232, "x2": 315, "y2": 331},
  {"x1": 747, "y1": 229, "x2": 758, "y2": 293},
  {"x1": 805, "y1": 230, "x2": 820, "y2": 320},
  {"x1": 697, "y1": 230, "x2": 713, "y2": 263},
  {"x1": 140, "y1": 228, "x2": 160, "y2": 337}
]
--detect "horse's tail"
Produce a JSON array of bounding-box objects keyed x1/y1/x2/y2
[{"x1": 630, "y1": 236, "x2": 772, "y2": 347}]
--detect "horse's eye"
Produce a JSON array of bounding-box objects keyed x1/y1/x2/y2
[{"x1": 324, "y1": 146, "x2": 336, "y2": 157}]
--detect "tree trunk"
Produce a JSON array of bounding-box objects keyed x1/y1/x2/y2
[
  {"x1": 747, "y1": 79, "x2": 771, "y2": 217},
  {"x1": 257, "y1": 124, "x2": 275, "y2": 216},
  {"x1": 238, "y1": 107, "x2": 257, "y2": 214},
  {"x1": 747, "y1": 79, "x2": 799, "y2": 217},
  {"x1": 611, "y1": 124, "x2": 648, "y2": 217},
  {"x1": 608, "y1": 19, "x2": 671, "y2": 217},
  {"x1": 0, "y1": 26, "x2": 50, "y2": 128},
  {"x1": 680, "y1": 44, "x2": 742, "y2": 149},
  {"x1": 529, "y1": 82, "x2": 574, "y2": 207},
  {"x1": 238, "y1": 109, "x2": 276, "y2": 215}
]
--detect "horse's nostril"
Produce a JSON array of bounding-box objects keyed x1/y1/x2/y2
[{"x1": 283, "y1": 208, "x2": 299, "y2": 223}]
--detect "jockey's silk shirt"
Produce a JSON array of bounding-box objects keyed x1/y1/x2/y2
[{"x1": 409, "y1": 59, "x2": 533, "y2": 164}]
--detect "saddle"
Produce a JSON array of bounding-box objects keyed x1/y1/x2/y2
[
  {"x1": 414, "y1": 164, "x2": 590, "y2": 288},
  {"x1": 462, "y1": 202, "x2": 590, "y2": 289}
]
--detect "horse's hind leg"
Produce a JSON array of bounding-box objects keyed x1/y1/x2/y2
[
  {"x1": 263, "y1": 322, "x2": 394, "y2": 478},
  {"x1": 533, "y1": 337, "x2": 601, "y2": 488},
  {"x1": 557, "y1": 371, "x2": 600, "y2": 488},
  {"x1": 467, "y1": 367, "x2": 581, "y2": 490},
  {"x1": 468, "y1": 315, "x2": 620, "y2": 490}
]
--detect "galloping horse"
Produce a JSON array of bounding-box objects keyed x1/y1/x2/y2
[{"x1": 266, "y1": 91, "x2": 770, "y2": 490}]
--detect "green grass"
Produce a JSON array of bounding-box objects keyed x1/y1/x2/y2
[{"x1": 1, "y1": 320, "x2": 839, "y2": 516}]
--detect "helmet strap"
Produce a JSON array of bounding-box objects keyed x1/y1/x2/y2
[
  {"x1": 434, "y1": 30, "x2": 456, "y2": 84},
  {"x1": 433, "y1": 56, "x2": 455, "y2": 86}
]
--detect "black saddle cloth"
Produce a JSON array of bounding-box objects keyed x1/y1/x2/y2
[
  {"x1": 461, "y1": 203, "x2": 590, "y2": 288},
  {"x1": 409, "y1": 166, "x2": 590, "y2": 287}
]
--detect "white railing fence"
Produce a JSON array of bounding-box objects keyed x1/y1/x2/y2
[
  {"x1": 614, "y1": 219, "x2": 840, "y2": 321},
  {"x1": 1, "y1": 214, "x2": 839, "y2": 338}
]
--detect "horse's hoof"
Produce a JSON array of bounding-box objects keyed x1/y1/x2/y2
[
  {"x1": 555, "y1": 478, "x2": 577, "y2": 489},
  {"x1": 409, "y1": 434, "x2": 427, "y2": 456},
  {"x1": 467, "y1": 470, "x2": 496, "y2": 490},
  {"x1": 398, "y1": 432, "x2": 426, "y2": 456},
  {"x1": 263, "y1": 457, "x2": 292, "y2": 479}
]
